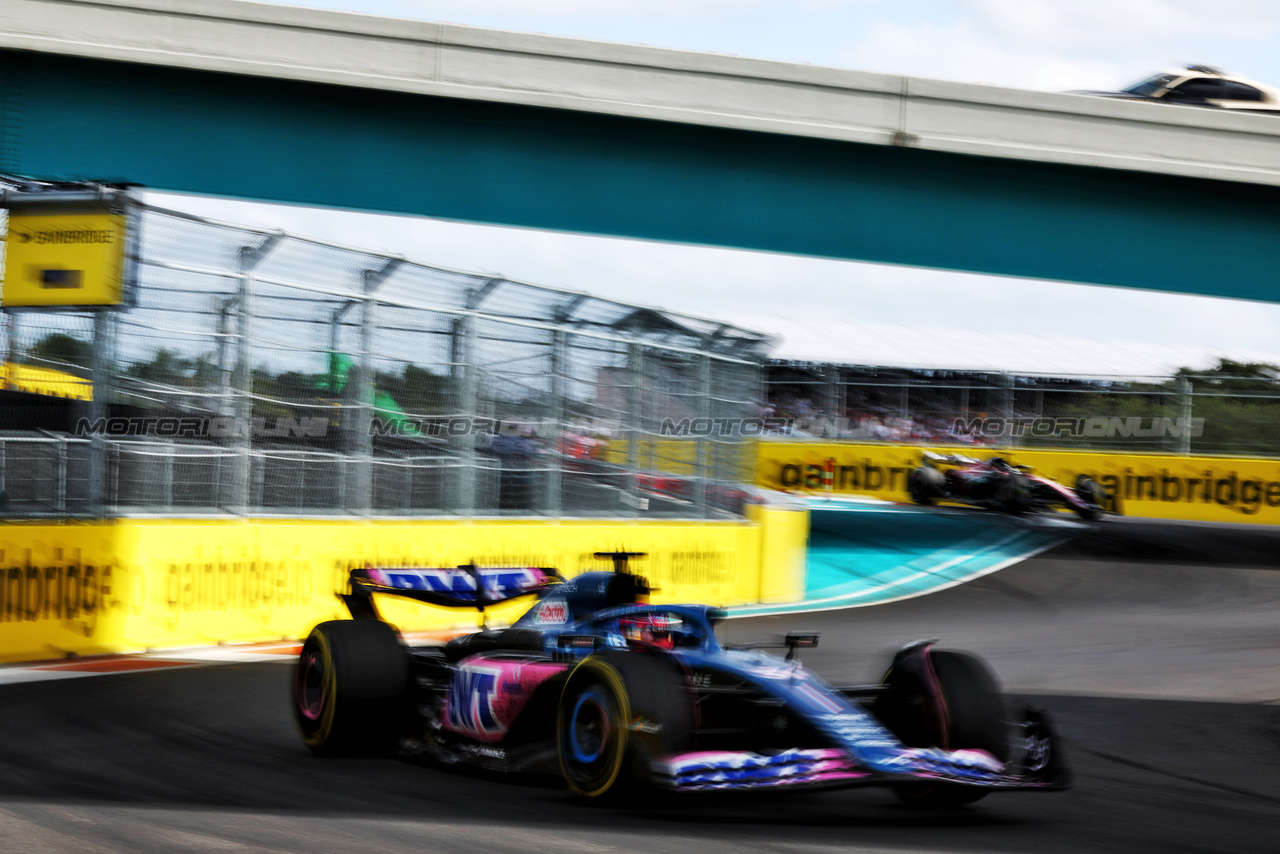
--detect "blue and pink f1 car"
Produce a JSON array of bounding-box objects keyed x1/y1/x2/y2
[{"x1": 294, "y1": 553, "x2": 1069, "y2": 806}]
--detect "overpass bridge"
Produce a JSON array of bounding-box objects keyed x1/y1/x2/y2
[{"x1": 1, "y1": 0, "x2": 1279, "y2": 301}]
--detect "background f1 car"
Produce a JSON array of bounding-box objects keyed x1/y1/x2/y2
[
  {"x1": 294, "y1": 553, "x2": 1070, "y2": 805},
  {"x1": 909, "y1": 451, "x2": 1108, "y2": 520}
]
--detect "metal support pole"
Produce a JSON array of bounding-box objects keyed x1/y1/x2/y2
[
  {"x1": 695, "y1": 353, "x2": 712, "y2": 519},
  {"x1": 88, "y1": 309, "x2": 116, "y2": 516},
  {"x1": 450, "y1": 313, "x2": 478, "y2": 513},
  {"x1": 825, "y1": 366, "x2": 841, "y2": 427},
  {"x1": 230, "y1": 265, "x2": 255, "y2": 513},
  {"x1": 1178, "y1": 376, "x2": 1194, "y2": 457},
  {"x1": 546, "y1": 326, "x2": 568, "y2": 515},
  {"x1": 624, "y1": 342, "x2": 644, "y2": 516},
  {"x1": 999, "y1": 373, "x2": 1016, "y2": 449},
  {"x1": 229, "y1": 233, "x2": 281, "y2": 514},
  {"x1": 347, "y1": 294, "x2": 376, "y2": 513},
  {"x1": 215, "y1": 300, "x2": 234, "y2": 418},
  {"x1": 163, "y1": 441, "x2": 175, "y2": 510},
  {"x1": 345, "y1": 262, "x2": 402, "y2": 513},
  {"x1": 1, "y1": 309, "x2": 13, "y2": 391},
  {"x1": 55, "y1": 436, "x2": 67, "y2": 514}
]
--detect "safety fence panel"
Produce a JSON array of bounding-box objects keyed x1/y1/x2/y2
[
  {"x1": 764, "y1": 362, "x2": 1280, "y2": 458},
  {"x1": 1, "y1": 202, "x2": 773, "y2": 520}
]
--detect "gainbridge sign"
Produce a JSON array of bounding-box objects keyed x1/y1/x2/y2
[
  {"x1": 754, "y1": 440, "x2": 1280, "y2": 525},
  {"x1": 0, "y1": 509, "x2": 807, "y2": 663},
  {"x1": 2, "y1": 209, "x2": 129, "y2": 307}
]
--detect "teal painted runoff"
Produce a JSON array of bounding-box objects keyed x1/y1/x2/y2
[{"x1": 730, "y1": 501, "x2": 1071, "y2": 617}]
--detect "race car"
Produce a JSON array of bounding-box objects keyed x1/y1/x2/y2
[
  {"x1": 908, "y1": 451, "x2": 1106, "y2": 520},
  {"x1": 294, "y1": 553, "x2": 1070, "y2": 806}
]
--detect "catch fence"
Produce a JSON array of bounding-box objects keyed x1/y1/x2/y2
[
  {"x1": 765, "y1": 362, "x2": 1280, "y2": 457},
  {"x1": 0, "y1": 203, "x2": 769, "y2": 518}
]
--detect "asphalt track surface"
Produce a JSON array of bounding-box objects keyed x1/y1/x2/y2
[{"x1": 2, "y1": 517, "x2": 1278, "y2": 854}]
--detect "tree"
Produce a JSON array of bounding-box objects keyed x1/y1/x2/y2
[{"x1": 25, "y1": 332, "x2": 92, "y2": 370}]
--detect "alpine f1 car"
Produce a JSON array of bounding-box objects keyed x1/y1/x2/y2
[
  {"x1": 294, "y1": 553, "x2": 1070, "y2": 806},
  {"x1": 908, "y1": 451, "x2": 1106, "y2": 520}
]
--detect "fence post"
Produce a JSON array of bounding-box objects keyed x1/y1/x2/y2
[
  {"x1": 230, "y1": 233, "x2": 281, "y2": 515},
  {"x1": 348, "y1": 258, "x2": 401, "y2": 514},
  {"x1": 88, "y1": 309, "x2": 117, "y2": 516},
  {"x1": 55, "y1": 435, "x2": 67, "y2": 514},
  {"x1": 625, "y1": 342, "x2": 644, "y2": 516},
  {"x1": 999, "y1": 373, "x2": 1016, "y2": 449},
  {"x1": 825, "y1": 365, "x2": 842, "y2": 427},
  {"x1": 545, "y1": 326, "x2": 568, "y2": 515},
  {"x1": 695, "y1": 353, "x2": 712, "y2": 518},
  {"x1": 1178, "y1": 376, "x2": 1193, "y2": 456},
  {"x1": 450, "y1": 313, "x2": 477, "y2": 513}
]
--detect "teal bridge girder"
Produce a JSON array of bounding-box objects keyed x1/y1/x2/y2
[{"x1": 0, "y1": 46, "x2": 1277, "y2": 303}]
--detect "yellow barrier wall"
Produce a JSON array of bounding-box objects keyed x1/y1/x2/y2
[
  {"x1": 754, "y1": 440, "x2": 1280, "y2": 525},
  {"x1": 0, "y1": 513, "x2": 807, "y2": 663}
]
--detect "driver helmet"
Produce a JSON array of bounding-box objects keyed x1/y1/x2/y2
[{"x1": 615, "y1": 613, "x2": 674, "y2": 648}]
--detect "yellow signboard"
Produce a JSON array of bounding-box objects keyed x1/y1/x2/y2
[
  {"x1": 3, "y1": 209, "x2": 128, "y2": 307},
  {"x1": 753, "y1": 439, "x2": 1280, "y2": 525},
  {"x1": 0, "y1": 510, "x2": 808, "y2": 663}
]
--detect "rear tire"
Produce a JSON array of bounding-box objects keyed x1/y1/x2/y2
[
  {"x1": 294, "y1": 620, "x2": 411, "y2": 757},
  {"x1": 873, "y1": 649, "x2": 1009, "y2": 808}
]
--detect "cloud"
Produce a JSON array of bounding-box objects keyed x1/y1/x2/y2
[
  {"x1": 842, "y1": 18, "x2": 1136, "y2": 90},
  {"x1": 842, "y1": 0, "x2": 1280, "y2": 90},
  {"x1": 965, "y1": 0, "x2": 1280, "y2": 51}
]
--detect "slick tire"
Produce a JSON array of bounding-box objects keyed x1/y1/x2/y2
[
  {"x1": 557, "y1": 651, "x2": 693, "y2": 800},
  {"x1": 1073, "y1": 476, "x2": 1106, "y2": 520},
  {"x1": 294, "y1": 620, "x2": 411, "y2": 757},
  {"x1": 908, "y1": 467, "x2": 943, "y2": 505},
  {"x1": 874, "y1": 649, "x2": 1010, "y2": 809}
]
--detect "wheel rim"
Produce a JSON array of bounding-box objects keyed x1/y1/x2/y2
[
  {"x1": 296, "y1": 646, "x2": 327, "y2": 721},
  {"x1": 569, "y1": 688, "x2": 612, "y2": 764},
  {"x1": 558, "y1": 665, "x2": 629, "y2": 797}
]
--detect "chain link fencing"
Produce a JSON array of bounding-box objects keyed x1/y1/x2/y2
[
  {"x1": 1, "y1": 201, "x2": 771, "y2": 519},
  {"x1": 765, "y1": 362, "x2": 1280, "y2": 457}
]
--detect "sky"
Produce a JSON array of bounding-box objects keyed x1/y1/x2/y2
[{"x1": 149, "y1": 0, "x2": 1280, "y2": 376}]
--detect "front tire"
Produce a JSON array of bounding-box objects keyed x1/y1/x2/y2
[
  {"x1": 908, "y1": 467, "x2": 943, "y2": 505},
  {"x1": 1073, "y1": 475, "x2": 1105, "y2": 520},
  {"x1": 557, "y1": 651, "x2": 693, "y2": 799},
  {"x1": 557, "y1": 657, "x2": 631, "y2": 798},
  {"x1": 873, "y1": 648, "x2": 1010, "y2": 808},
  {"x1": 294, "y1": 620, "x2": 411, "y2": 757}
]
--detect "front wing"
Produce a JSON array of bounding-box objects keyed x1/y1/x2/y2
[{"x1": 654, "y1": 705, "x2": 1069, "y2": 793}]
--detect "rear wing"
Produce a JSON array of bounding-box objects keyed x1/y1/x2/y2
[
  {"x1": 922, "y1": 450, "x2": 979, "y2": 467},
  {"x1": 341, "y1": 563, "x2": 563, "y2": 621}
]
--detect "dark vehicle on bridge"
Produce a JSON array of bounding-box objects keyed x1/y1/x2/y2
[
  {"x1": 1071, "y1": 65, "x2": 1280, "y2": 114},
  {"x1": 909, "y1": 451, "x2": 1106, "y2": 520},
  {"x1": 294, "y1": 553, "x2": 1069, "y2": 806}
]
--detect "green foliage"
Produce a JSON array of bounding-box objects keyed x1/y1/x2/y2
[
  {"x1": 126, "y1": 348, "x2": 218, "y2": 386},
  {"x1": 1017, "y1": 358, "x2": 1280, "y2": 456},
  {"x1": 25, "y1": 332, "x2": 92, "y2": 370}
]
